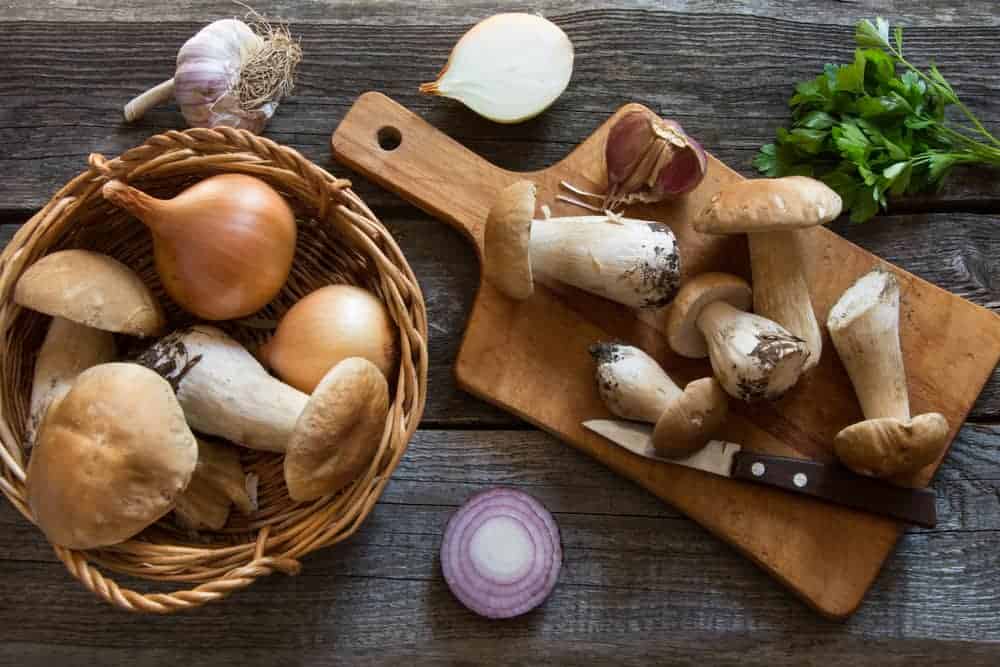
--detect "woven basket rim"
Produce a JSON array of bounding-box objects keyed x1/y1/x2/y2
[{"x1": 0, "y1": 127, "x2": 429, "y2": 613}]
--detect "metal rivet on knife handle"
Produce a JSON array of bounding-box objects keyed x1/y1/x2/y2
[
  {"x1": 751, "y1": 462, "x2": 765, "y2": 477},
  {"x1": 793, "y1": 473, "x2": 808, "y2": 488}
]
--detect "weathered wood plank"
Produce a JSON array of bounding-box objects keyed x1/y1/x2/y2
[
  {"x1": 2, "y1": 423, "x2": 995, "y2": 560},
  {"x1": 4, "y1": 206, "x2": 998, "y2": 424},
  {"x1": 1, "y1": 14, "x2": 998, "y2": 211},
  {"x1": 6, "y1": 0, "x2": 1000, "y2": 25},
  {"x1": 2, "y1": 207, "x2": 998, "y2": 423},
  {"x1": 3, "y1": 638, "x2": 999, "y2": 667},
  {"x1": 0, "y1": 427, "x2": 996, "y2": 662}
]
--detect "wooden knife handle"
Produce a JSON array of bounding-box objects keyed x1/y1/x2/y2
[
  {"x1": 731, "y1": 452, "x2": 938, "y2": 528},
  {"x1": 331, "y1": 91, "x2": 517, "y2": 254}
]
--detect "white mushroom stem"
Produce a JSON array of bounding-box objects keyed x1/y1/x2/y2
[
  {"x1": 590, "y1": 343, "x2": 681, "y2": 422},
  {"x1": 747, "y1": 230, "x2": 823, "y2": 371},
  {"x1": 529, "y1": 217, "x2": 680, "y2": 309},
  {"x1": 827, "y1": 269, "x2": 909, "y2": 421},
  {"x1": 27, "y1": 317, "x2": 115, "y2": 448},
  {"x1": 695, "y1": 301, "x2": 810, "y2": 402},
  {"x1": 137, "y1": 326, "x2": 307, "y2": 452}
]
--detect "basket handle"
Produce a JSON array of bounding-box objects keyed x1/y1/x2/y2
[{"x1": 55, "y1": 528, "x2": 301, "y2": 614}]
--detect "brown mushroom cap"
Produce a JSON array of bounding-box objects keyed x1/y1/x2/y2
[
  {"x1": 284, "y1": 357, "x2": 390, "y2": 502},
  {"x1": 834, "y1": 412, "x2": 950, "y2": 479},
  {"x1": 484, "y1": 180, "x2": 537, "y2": 300},
  {"x1": 15, "y1": 249, "x2": 166, "y2": 336},
  {"x1": 666, "y1": 272, "x2": 752, "y2": 358},
  {"x1": 26, "y1": 363, "x2": 197, "y2": 549},
  {"x1": 652, "y1": 377, "x2": 729, "y2": 458},
  {"x1": 694, "y1": 176, "x2": 842, "y2": 234}
]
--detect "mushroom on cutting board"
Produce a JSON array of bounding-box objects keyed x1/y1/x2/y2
[
  {"x1": 26, "y1": 363, "x2": 198, "y2": 549},
  {"x1": 485, "y1": 181, "x2": 681, "y2": 309},
  {"x1": 827, "y1": 268, "x2": 949, "y2": 479},
  {"x1": 666, "y1": 272, "x2": 810, "y2": 402},
  {"x1": 15, "y1": 249, "x2": 167, "y2": 448},
  {"x1": 137, "y1": 326, "x2": 389, "y2": 502},
  {"x1": 590, "y1": 342, "x2": 728, "y2": 458},
  {"x1": 694, "y1": 176, "x2": 842, "y2": 371},
  {"x1": 174, "y1": 438, "x2": 258, "y2": 531}
]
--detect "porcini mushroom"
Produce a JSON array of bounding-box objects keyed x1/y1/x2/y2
[
  {"x1": 694, "y1": 176, "x2": 842, "y2": 370},
  {"x1": 26, "y1": 363, "x2": 197, "y2": 549},
  {"x1": 174, "y1": 438, "x2": 257, "y2": 531},
  {"x1": 14, "y1": 249, "x2": 166, "y2": 337},
  {"x1": 827, "y1": 268, "x2": 949, "y2": 479},
  {"x1": 25, "y1": 318, "x2": 116, "y2": 448},
  {"x1": 137, "y1": 326, "x2": 389, "y2": 502},
  {"x1": 485, "y1": 181, "x2": 681, "y2": 308},
  {"x1": 666, "y1": 272, "x2": 810, "y2": 402},
  {"x1": 16, "y1": 250, "x2": 166, "y2": 447},
  {"x1": 590, "y1": 342, "x2": 728, "y2": 458}
]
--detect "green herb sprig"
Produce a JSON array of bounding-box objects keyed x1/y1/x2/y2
[{"x1": 754, "y1": 17, "x2": 1000, "y2": 222}]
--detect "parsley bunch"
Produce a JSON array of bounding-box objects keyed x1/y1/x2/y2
[{"x1": 754, "y1": 18, "x2": 1000, "y2": 222}]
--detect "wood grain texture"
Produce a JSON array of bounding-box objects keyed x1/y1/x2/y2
[
  {"x1": 332, "y1": 92, "x2": 1000, "y2": 617},
  {"x1": 2, "y1": 0, "x2": 1000, "y2": 660},
  {"x1": 0, "y1": 428, "x2": 997, "y2": 665},
  {"x1": 2, "y1": 11, "x2": 999, "y2": 212}
]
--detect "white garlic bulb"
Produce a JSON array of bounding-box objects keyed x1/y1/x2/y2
[{"x1": 124, "y1": 17, "x2": 301, "y2": 134}]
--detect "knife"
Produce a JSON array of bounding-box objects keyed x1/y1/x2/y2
[{"x1": 583, "y1": 419, "x2": 937, "y2": 528}]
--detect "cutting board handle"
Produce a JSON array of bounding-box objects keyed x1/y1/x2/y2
[{"x1": 331, "y1": 92, "x2": 517, "y2": 255}]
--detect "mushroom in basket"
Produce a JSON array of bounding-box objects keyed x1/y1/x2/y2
[
  {"x1": 14, "y1": 249, "x2": 166, "y2": 448},
  {"x1": 137, "y1": 326, "x2": 389, "y2": 502}
]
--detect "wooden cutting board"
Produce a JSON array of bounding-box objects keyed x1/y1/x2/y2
[{"x1": 331, "y1": 92, "x2": 1000, "y2": 618}]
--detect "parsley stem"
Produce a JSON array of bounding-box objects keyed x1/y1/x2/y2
[{"x1": 888, "y1": 47, "x2": 1000, "y2": 149}]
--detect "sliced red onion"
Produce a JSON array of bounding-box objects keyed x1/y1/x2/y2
[{"x1": 440, "y1": 488, "x2": 562, "y2": 619}]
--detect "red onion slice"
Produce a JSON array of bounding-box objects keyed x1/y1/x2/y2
[{"x1": 441, "y1": 488, "x2": 562, "y2": 619}]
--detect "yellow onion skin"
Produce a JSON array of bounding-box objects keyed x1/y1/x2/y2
[
  {"x1": 261, "y1": 285, "x2": 398, "y2": 392},
  {"x1": 102, "y1": 174, "x2": 296, "y2": 321}
]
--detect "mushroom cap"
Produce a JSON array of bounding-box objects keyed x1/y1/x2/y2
[
  {"x1": 484, "y1": 180, "x2": 537, "y2": 300},
  {"x1": 652, "y1": 377, "x2": 729, "y2": 458},
  {"x1": 284, "y1": 357, "x2": 390, "y2": 502},
  {"x1": 667, "y1": 272, "x2": 752, "y2": 358},
  {"x1": 694, "y1": 176, "x2": 842, "y2": 234},
  {"x1": 15, "y1": 249, "x2": 166, "y2": 337},
  {"x1": 834, "y1": 412, "x2": 950, "y2": 479},
  {"x1": 26, "y1": 363, "x2": 197, "y2": 549}
]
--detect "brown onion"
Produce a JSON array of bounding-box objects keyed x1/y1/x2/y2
[
  {"x1": 102, "y1": 174, "x2": 296, "y2": 320},
  {"x1": 261, "y1": 285, "x2": 397, "y2": 392}
]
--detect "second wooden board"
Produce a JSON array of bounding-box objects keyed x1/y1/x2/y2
[{"x1": 331, "y1": 92, "x2": 1000, "y2": 618}]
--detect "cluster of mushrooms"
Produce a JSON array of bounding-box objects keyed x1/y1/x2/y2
[
  {"x1": 19, "y1": 174, "x2": 397, "y2": 551},
  {"x1": 484, "y1": 110, "x2": 950, "y2": 482}
]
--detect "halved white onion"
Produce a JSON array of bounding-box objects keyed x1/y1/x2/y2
[{"x1": 419, "y1": 13, "x2": 574, "y2": 124}]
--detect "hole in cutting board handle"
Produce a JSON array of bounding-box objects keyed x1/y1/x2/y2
[{"x1": 377, "y1": 126, "x2": 402, "y2": 151}]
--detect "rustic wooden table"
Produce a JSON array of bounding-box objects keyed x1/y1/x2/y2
[{"x1": 2, "y1": 1, "x2": 999, "y2": 664}]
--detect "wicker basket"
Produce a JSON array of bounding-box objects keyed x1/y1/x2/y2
[{"x1": 0, "y1": 127, "x2": 428, "y2": 613}]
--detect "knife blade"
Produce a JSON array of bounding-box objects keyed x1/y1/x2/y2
[{"x1": 583, "y1": 419, "x2": 937, "y2": 528}]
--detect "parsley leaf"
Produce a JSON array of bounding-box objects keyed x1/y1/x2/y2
[{"x1": 756, "y1": 17, "x2": 1000, "y2": 222}]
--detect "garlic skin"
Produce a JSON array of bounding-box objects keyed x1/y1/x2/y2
[
  {"x1": 174, "y1": 19, "x2": 272, "y2": 133},
  {"x1": 604, "y1": 110, "x2": 708, "y2": 208},
  {"x1": 420, "y1": 13, "x2": 574, "y2": 124},
  {"x1": 123, "y1": 17, "x2": 301, "y2": 134}
]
